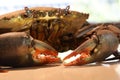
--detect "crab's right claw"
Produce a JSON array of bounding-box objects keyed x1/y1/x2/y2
[
  {"x1": 63, "y1": 30, "x2": 119, "y2": 66},
  {"x1": 63, "y1": 37, "x2": 97, "y2": 66}
]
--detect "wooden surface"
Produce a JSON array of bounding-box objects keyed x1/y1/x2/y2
[{"x1": 0, "y1": 61, "x2": 120, "y2": 80}]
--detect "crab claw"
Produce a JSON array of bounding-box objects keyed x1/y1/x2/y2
[
  {"x1": 0, "y1": 32, "x2": 60, "y2": 72},
  {"x1": 63, "y1": 30, "x2": 119, "y2": 66},
  {"x1": 31, "y1": 40, "x2": 60, "y2": 65},
  {"x1": 63, "y1": 37, "x2": 97, "y2": 66}
]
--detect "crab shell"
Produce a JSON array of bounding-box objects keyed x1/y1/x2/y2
[{"x1": 0, "y1": 7, "x2": 89, "y2": 52}]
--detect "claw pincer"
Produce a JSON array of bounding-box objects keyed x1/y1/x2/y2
[
  {"x1": 63, "y1": 29, "x2": 119, "y2": 66},
  {"x1": 0, "y1": 32, "x2": 60, "y2": 67}
]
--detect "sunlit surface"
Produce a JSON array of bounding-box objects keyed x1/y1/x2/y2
[
  {"x1": 115, "y1": 65, "x2": 120, "y2": 77},
  {"x1": 1, "y1": 62, "x2": 120, "y2": 80}
]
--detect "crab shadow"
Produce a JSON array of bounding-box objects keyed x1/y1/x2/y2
[
  {"x1": 2, "y1": 63, "x2": 61, "y2": 72},
  {"x1": 1, "y1": 60, "x2": 119, "y2": 72}
]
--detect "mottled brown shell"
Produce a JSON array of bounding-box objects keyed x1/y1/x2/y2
[{"x1": 0, "y1": 6, "x2": 89, "y2": 52}]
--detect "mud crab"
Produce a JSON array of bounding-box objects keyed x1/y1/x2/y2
[{"x1": 0, "y1": 6, "x2": 120, "y2": 69}]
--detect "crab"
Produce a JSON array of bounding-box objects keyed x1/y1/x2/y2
[{"x1": 0, "y1": 5, "x2": 120, "y2": 69}]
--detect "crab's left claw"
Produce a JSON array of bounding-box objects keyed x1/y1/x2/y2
[
  {"x1": 31, "y1": 40, "x2": 60, "y2": 65},
  {"x1": 63, "y1": 30, "x2": 119, "y2": 66}
]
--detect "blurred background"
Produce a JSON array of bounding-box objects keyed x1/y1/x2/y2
[{"x1": 0, "y1": 0, "x2": 120, "y2": 22}]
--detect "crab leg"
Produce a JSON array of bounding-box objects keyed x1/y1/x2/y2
[{"x1": 63, "y1": 30, "x2": 119, "y2": 66}]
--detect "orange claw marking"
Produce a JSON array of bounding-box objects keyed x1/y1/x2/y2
[
  {"x1": 63, "y1": 49, "x2": 91, "y2": 66},
  {"x1": 32, "y1": 48, "x2": 60, "y2": 64}
]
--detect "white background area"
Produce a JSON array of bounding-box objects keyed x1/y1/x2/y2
[{"x1": 0, "y1": 0, "x2": 120, "y2": 22}]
